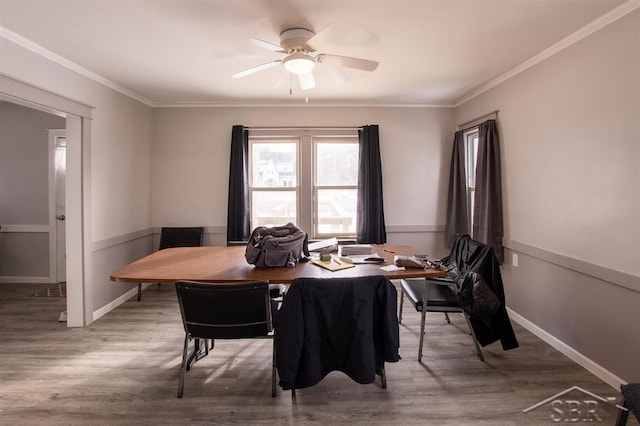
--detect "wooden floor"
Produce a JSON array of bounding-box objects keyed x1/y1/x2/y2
[{"x1": 0, "y1": 282, "x2": 634, "y2": 425}]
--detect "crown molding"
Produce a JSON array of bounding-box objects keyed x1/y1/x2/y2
[
  {"x1": 1, "y1": 26, "x2": 153, "y2": 107},
  {"x1": 4, "y1": 0, "x2": 638, "y2": 110},
  {"x1": 0, "y1": 25, "x2": 453, "y2": 109},
  {"x1": 455, "y1": 0, "x2": 640, "y2": 107},
  {"x1": 151, "y1": 101, "x2": 454, "y2": 108}
]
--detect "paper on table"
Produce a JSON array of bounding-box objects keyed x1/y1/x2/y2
[
  {"x1": 308, "y1": 237, "x2": 338, "y2": 252},
  {"x1": 339, "y1": 253, "x2": 385, "y2": 264},
  {"x1": 380, "y1": 264, "x2": 405, "y2": 272},
  {"x1": 339, "y1": 244, "x2": 374, "y2": 256}
]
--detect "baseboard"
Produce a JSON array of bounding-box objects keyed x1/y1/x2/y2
[
  {"x1": 507, "y1": 307, "x2": 625, "y2": 390},
  {"x1": 0, "y1": 276, "x2": 53, "y2": 284},
  {"x1": 92, "y1": 283, "x2": 151, "y2": 322}
]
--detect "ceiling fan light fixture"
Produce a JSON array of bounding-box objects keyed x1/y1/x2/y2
[{"x1": 283, "y1": 52, "x2": 315, "y2": 75}]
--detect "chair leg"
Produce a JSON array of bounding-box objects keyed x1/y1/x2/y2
[
  {"x1": 398, "y1": 286, "x2": 404, "y2": 324},
  {"x1": 177, "y1": 334, "x2": 189, "y2": 398},
  {"x1": 380, "y1": 365, "x2": 387, "y2": 389},
  {"x1": 463, "y1": 313, "x2": 484, "y2": 361},
  {"x1": 186, "y1": 338, "x2": 210, "y2": 371},
  {"x1": 186, "y1": 339, "x2": 197, "y2": 371},
  {"x1": 271, "y1": 335, "x2": 277, "y2": 397},
  {"x1": 137, "y1": 283, "x2": 142, "y2": 301},
  {"x1": 615, "y1": 397, "x2": 629, "y2": 426},
  {"x1": 418, "y1": 309, "x2": 426, "y2": 362},
  {"x1": 444, "y1": 312, "x2": 451, "y2": 324}
]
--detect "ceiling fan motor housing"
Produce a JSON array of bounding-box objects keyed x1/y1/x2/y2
[{"x1": 279, "y1": 28, "x2": 316, "y2": 53}]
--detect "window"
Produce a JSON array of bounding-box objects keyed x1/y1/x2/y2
[
  {"x1": 250, "y1": 140, "x2": 298, "y2": 226},
  {"x1": 249, "y1": 130, "x2": 359, "y2": 239},
  {"x1": 464, "y1": 128, "x2": 479, "y2": 233},
  {"x1": 315, "y1": 140, "x2": 358, "y2": 237}
]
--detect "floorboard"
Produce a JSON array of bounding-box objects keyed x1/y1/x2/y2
[{"x1": 0, "y1": 283, "x2": 634, "y2": 425}]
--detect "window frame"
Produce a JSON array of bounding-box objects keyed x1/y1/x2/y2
[
  {"x1": 464, "y1": 128, "x2": 479, "y2": 234},
  {"x1": 312, "y1": 137, "x2": 359, "y2": 239},
  {"x1": 248, "y1": 129, "x2": 359, "y2": 239},
  {"x1": 248, "y1": 136, "x2": 300, "y2": 228}
]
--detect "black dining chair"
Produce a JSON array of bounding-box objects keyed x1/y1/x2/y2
[
  {"x1": 137, "y1": 227, "x2": 204, "y2": 301},
  {"x1": 174, "y1": 280, "x2": 276, "y2": 398},
  {"x1": 275, "y1": 275, "x2": 400, "y2": 395},
  {"x1": 616, "y1": 383, "x2": 640, "y2": 425},
  {"x1": 399, "y1": 276, "x2": 484, "y2": 362},
  {"x1": 158, "y1": 226, "x2": 205, "y2": 250}
]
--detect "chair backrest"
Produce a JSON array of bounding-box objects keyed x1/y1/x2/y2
[
  {"x1": 175, "y1": 281, "x2": 271, "y2": 340},
  {"x1": 159, "y1": 227, "x2": 204, "y2": 250},
  {"x1": 620, "y1": 383, "x2": 640, "y2": 424},
  {"x1": 443, "y1": 235, "x2": 479, "y2": 269}
]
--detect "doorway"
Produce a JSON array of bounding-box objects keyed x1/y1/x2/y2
[
  {"x1": 49, "y1": 129, "x2": 67, "y2": 284},
  {"x1": 2, "y1": 74, "x2": 93, "y2": 327}
]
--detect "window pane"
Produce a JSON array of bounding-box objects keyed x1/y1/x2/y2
[
  {"x1": 465, "y1": 131, "x2": 479, "y2": 234},
  {"x1": 466, "y1": 133, "x2": 478, "y2": 187},
  {"x1": 316, "y1": 142, "x2": 358, "y2": 186},
  {"x1": 251, "y1": 142, "x2": 297, "y2": 187},
  {"x1": 316, "y1": 189, "x2": 357, "y2": 235},
  {"x1": 252, "y1": 191, "x2": 297, "y2": 227}
]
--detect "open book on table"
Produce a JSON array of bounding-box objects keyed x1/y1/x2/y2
[{"x1": 310, "y1": 257, "x2": 355, "y2": 271}]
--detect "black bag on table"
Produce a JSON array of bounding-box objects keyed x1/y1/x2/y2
[{"x1": 245, "y1": 223, "x2": 309, "y2": 268}]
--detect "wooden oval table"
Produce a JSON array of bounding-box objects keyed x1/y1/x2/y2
[{"x1": 110, "y1": 245, "x2": 446, "y2": 287}]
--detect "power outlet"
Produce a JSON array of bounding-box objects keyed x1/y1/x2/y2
[{"x1": 512, "y1": 253, "x2": 519, "y2": 268}]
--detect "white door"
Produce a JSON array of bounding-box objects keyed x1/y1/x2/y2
[
  {"x1": 55, "y1": 135, "x2": 66, "y2": 283},
  {"x1": 49, "y1": 129, "x2": 66, "y2": 284}
]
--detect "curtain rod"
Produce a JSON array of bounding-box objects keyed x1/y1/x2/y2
[
  {"x1": 246, "y1": 126, "x2": 363, "y2": 131},
  {"x1": 457, "y1": 110, "x2": 499, "y2": 129}
]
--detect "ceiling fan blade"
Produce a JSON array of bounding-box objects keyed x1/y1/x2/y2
[
  {"x1": 298, "y1": 71, "x2": 316, "y2": 90},
  {"x1": 316, "y1": 54, "x2": 379, "y2": 72},
  {"x1": 250, "y1": 37, "x2": 285, "y2": 53},
  {"x1": 305, "y1": 23, "x2": 331, "y2": 52},
  {"x1": 232, "y1": 60, "x2": 282, "y2": 79}
]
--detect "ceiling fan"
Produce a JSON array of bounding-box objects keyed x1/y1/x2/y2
[{"x1": 232, "y1": 27, "x2": 379, "y2": 91}]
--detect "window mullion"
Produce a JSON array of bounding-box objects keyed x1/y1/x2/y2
[{"x1": 299, "y1": 135, "x2": 313, "y2": 234}]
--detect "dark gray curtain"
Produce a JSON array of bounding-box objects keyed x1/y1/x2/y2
[
  {"x1": 226, "y1": 125, "x2": 250, "y2": 243},
  {"x1": 445, "y1": 130, "x2": 469, "y2": 246},
  {"x1": 473, "y1": 120, "x2": 503, "y2": 263},
  {"x1": 356, "y1": 125, "x2": 387, "y2": 244}
]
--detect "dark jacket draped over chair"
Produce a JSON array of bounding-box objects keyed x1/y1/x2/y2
[
  {"x1": 275, "y1": 275, "x2": 400, "y2": 390},
  {"x1": 444, "y1": 234, "x2": 519, "y2": 350}
]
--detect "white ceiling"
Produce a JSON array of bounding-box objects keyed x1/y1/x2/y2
[{"x1": 0, "y1": 0, "x2": 630, "y2": 106}]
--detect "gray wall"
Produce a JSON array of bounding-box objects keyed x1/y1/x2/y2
[
  {"x1": 151, "y1": 106, "x2": 455, "y2": 257},
  {"x1": 1, "y1": 34, "x2": 154, "y2": 318},
  {"x1": 456, "y1": 9, "x2": 640, "y2": 383},
  {"x1": 0, "y1": 102, "x2": 65, "y2": 280}
]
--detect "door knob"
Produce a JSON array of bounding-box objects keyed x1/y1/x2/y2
[{"x1": 57, "y1": 215, "x2": 66, "y2": 221}]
